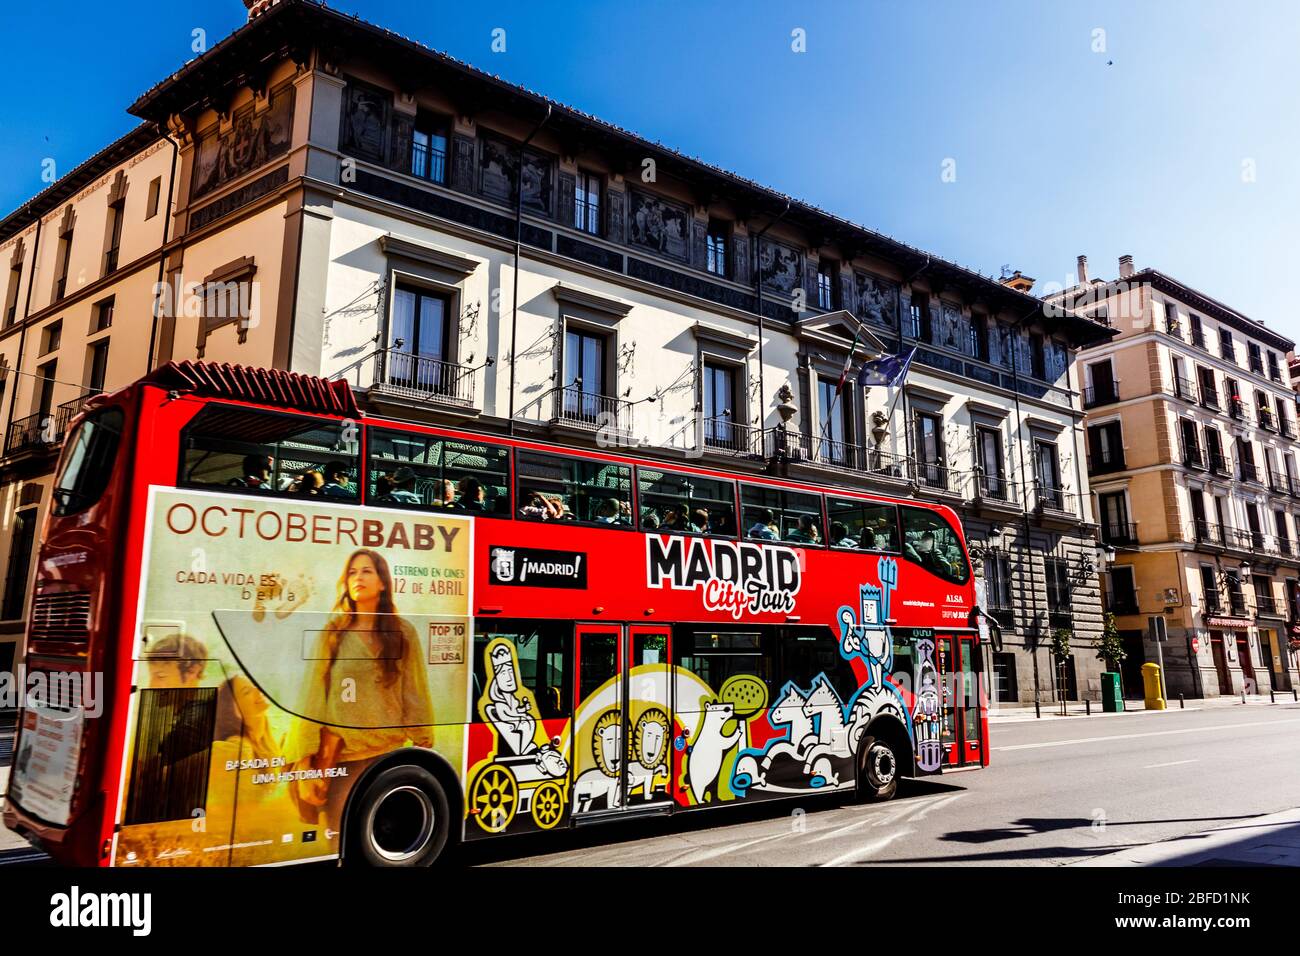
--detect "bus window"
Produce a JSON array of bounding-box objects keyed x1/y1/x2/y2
[
  {"x1": 638, "y1": 467, "x2": 736, "y2": 536},
  {"x1": 740, "y1": 484, "x2": 824, "y2": 546},
  {"x1": 900, "y1": 506, "x2": 970, "y2": 584},
  {"x1": 369, "y1": 428, "x2": 510, "y2": 515},
  {"x1": 827, "y1": 497, "x2": 899, "y2": 553},
  {"x1": 516, "y1": 451, "x2": 632, "y2": 527},
  {"x1": 180, "y1": 405, "x2": 359, "y2": 499},
  {"x1": 52, "y1": 406, "x2": 124, "y2": 516},
  {"x1": 673, "y1": 627, "x2": 775, "y2": 706},
  {"x1": 472, "y1": 621, "x2": 572, "y2": 722},
  {"x1": 778, "y1": 626, "x2": 860, "y2": 704}
]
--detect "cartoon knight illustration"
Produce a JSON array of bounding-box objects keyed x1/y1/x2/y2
[
  {"x1": 482, "y1": 639, "x2": 567, "y2": 778},
  {"x1": 840, "y1": 557, "x2": 909, "y2": 752}
]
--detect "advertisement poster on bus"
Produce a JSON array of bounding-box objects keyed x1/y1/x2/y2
[{"x1": 114, "y1": 488, "x2": 472, "y2": 867}]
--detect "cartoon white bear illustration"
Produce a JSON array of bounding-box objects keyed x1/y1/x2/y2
[{"x1": 687, "y1": 701, "x2": 743, "y2": 803}]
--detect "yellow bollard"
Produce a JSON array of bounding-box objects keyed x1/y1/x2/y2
[{"x1": 1142, "y1": 662, "x2": 1166, "y2": 710}]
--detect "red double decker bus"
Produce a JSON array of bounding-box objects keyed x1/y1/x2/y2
[{"x1": 3, "y1": 362, "x2": 989, "y2": 867}]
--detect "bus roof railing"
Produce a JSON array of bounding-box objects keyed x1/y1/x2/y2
[{"x1": 144, "y1": 361, "x2": 361, "y2": 418}]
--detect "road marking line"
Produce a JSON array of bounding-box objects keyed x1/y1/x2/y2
[
  {"x1": 657, "y1": 830, "x2": 791, "y2": 866},
  {"x1": 819, "y1": 828, "x2": 915, "y2": 867},
  {"x1": 995, "y1": 718, "x2": 1300, "y2": 752},
  {"x1": 1143, "y1": 759, "x2": 1200, "y2": 769},
  {"x1": 905, "y1": 792, "x2": 965, "y2": 822}
]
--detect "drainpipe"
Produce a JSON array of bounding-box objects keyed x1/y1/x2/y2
[
  {"x1": 5, "y1": 215, "x2": 43, "y2": 442},
  {"x1": 507, "y1": 104, "x2": 552, "y2": 437},
  {"x1": 146, "y1": 129, "x2": 180, "y2": 372},
  {"x1": 898, "y1": 257, "x2": 930, "y2": 476},
  {"x1": 1011, "y1": 306, "x2": 1044, "y2": 715},
  {"x1": 750, "y1": 200, "x2": 790, "y2": 449}
]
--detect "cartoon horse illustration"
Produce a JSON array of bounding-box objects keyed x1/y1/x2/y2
[
  {"x1": 800, "y1": 677, "x2": 853, "y2": 786},
  {"x1": 754, "y1": 683, "x2": 818, "y2": 786}
]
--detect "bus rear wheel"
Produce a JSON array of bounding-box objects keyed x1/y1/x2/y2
[
  {"x1": 857, "y1": 735, "x2": 899, "y2": 802},
  {"x1": 349, "y1": 764, "x2": 450, "y2": 867}
]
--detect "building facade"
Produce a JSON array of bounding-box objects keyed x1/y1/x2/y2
[
  {"x1": 1062, "y1": 255, "x2": 1300, "y2": 698},
  {"x1": 0, "y1": 0, "x2": 1113, "y2": 705}
]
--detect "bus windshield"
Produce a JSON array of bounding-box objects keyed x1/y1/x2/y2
[{"x1": 51, "y1": 406, "x2": 124, "y2": 516}]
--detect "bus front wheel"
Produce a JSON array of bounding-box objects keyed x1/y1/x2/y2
[
  {"x1": 857, "y1": 735, "x2": 899, "y2": 802},
  {"x1": 349, "y1": 764, "x2": 450, "y2": 867}
]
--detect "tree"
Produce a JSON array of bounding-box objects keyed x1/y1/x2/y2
[
  {"x1": 1094, "y1": 612, "x2": 1127, "y2": 673},
  {"x1": 1050, "y1": 627, "x2": 1071, "y2": 663}
]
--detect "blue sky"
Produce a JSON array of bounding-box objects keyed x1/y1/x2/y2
[{"x1": 2, "y1": 0, "x2": 1296, "y2": 340}]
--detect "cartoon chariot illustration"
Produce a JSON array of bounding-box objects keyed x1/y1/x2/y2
[{"x1": 468, "y1": 639, "x2": 570, "y2": 833}]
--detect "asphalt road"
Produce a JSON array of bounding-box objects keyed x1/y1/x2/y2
[
  {"x1": 463, "y1": 702, "x2": 1300, "y2": 867},
  {"x1": 3, "y1": 702, "x2": 1297, "y2": 867}
]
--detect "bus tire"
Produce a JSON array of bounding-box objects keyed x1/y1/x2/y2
[
  {"x1": 348, "y1": 763, "x2": 450, "y2": 867},
  {"x1": 857, "y1": 735, "x2": 899, "y2": 802}
]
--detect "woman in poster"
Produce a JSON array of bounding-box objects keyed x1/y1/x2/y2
[{"x1": 286, "y1": 549, "x2": 435, "y2": 832}]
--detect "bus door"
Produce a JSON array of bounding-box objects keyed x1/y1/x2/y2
[
  {"x1": 937, "y1": 634, "x2": 984, "y2": 767},
  {"x1": 572, "y1": 624, "x2": 673, "y2": 819}
]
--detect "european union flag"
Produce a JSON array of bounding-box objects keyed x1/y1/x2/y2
[{"x1": 857, "y1": 346, "x2": 917, "y2": 388}]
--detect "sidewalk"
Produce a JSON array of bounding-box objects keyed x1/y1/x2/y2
[
  {"x1": 1075, "y1": 807, "x2": 1300, "y2": 867},
  {"x1": 988, "y1": 693, "x2": 1297, "y2": 723}
]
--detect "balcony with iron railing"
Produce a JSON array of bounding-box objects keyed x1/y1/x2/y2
[
  {"x1": 1228, "y1": 396, "x2": 1248, "y2": 421},
  {"x1": 1228, "y1": 592, "x2": 1249, "y2": 616},
  {"x1": 1082, "y1": 381, "x2": 1121, "y2": 409},
  {"x1": 972, "y1": 470, "x2": 1020, "y2": 507},
  {"x1": 410, "y1": 141, "x2": 448, "y2": 183},
  {"x1": 1192, "y1": 519, "x2": 1225, "y2": 548},
  {"x1": 1100, "y1": 520, "x2": 1139, "y2": 548},
  {"x1": 332, "y1": 346, "x2": 480, "y2": 410},
  {"x1": 1255, "y1": 594, "x2": 1285, "y2": 617},
  {"x1": 1259, "y1": 408, "x2": 1277, "y2": 432},
  {"x1": 1222, "y1": 343, "x2": 1238, "y2": 363},
  {"x1": 1191, "y1": 328, "x2": 1207, "y2": 350},
  {"x1": 911, "y1": 458, "x2": 952, "y2": 493},
  {"x1": 1174, "y1": 375, "x2": 1197, "y2": 401},
  {"x1": 1238, "y1": 460, "x2": 1260, "y2": 484},
  {"x1": 1281, "y1": 418, "x2": 1296, "y2": 440},
  {"x1": 1250, "y1": 355, "x2": 1265, "y2": 375},
  {"x1": 1164, "y1": 316, "x2": 1182, "y2": 338},
  {"x1": 548, "y1": 385, "x2": 635, "y2": 436},
  {"x1": 1208, "y1": 451, "x2": 1232, "y2": 477},
  {"x1": 808, "y1": 435, "x2": 915, "y2": 482},
  {"x1": 1181, "y1": 445, "x2": 1205, "y2": 470},
  {"x1": 4, "y1": 397, "x2": 84, "y2": 458},
  {"x1": 1198, "y1": 384, "x2": 1219, "y2": 410},
  {"x1": 1031, "y1": 481, "x2": 1077, "y2": 517},
  {"x1": 690, "y1": 416, "x2": 763, "y2": 456}
]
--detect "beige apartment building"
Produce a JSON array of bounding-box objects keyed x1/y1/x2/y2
[
  {"x1": 0, "y1": 0, "x2": 1114, "y2": 706},
  {"x1": 1056, "y1": 255, "x2": 1300, "y2": 698}
]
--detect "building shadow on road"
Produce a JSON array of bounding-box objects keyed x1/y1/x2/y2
[{"x1": 870, "y1": 813, "x2": 1275, "y2": 865}]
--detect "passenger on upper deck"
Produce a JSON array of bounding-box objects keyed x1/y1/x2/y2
[
  {"x1": 786, "y1": 514, "x2": 821, "y2": 545},
  {"x1": 321, "y1": 462, "x2": 355, "y2": 499},
  {"x1": 232, "y1": 453, "x2": 274, "y2": 490},
  {"x1": 387, "y1": 467, "x2": 421, "y2": 505},
  {"x1": 748, "y1": 509, "x2": 780, "y2": 540},
  {"x1": 519, "y1": 490, "x2": 565, "y2": 520},
  {"x1": 457, "y1": 478, "x2": 487, "y2": 511}
]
